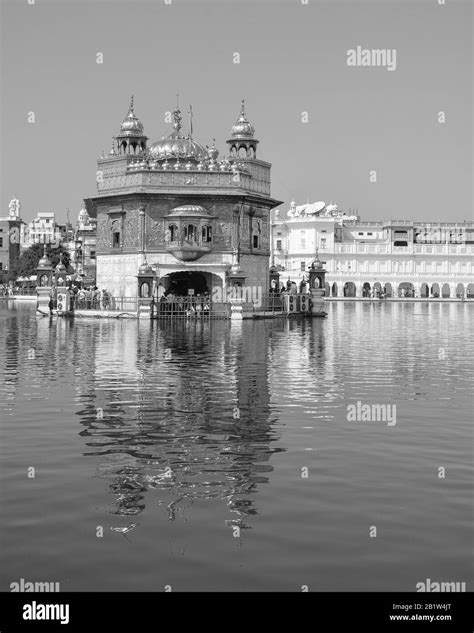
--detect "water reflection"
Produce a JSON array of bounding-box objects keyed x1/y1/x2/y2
[{"x1": 74, "y1": 320, "x2": 284, "y2": 529}]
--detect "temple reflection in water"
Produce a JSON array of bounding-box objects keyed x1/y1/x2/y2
[{"x1": 72, "y1": 319, "x2": 285, "y2": 533}]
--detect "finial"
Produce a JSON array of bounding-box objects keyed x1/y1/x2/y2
[
  {"x1": 129, "y1": 94, "x2": 134, "y2": 112},
  {"x1": 172, "y1": 106, "x2": 182, "y2": 134},
  {"x1": 188, "y1": 104, "x2": 193, "y2": 137},
  {"x1": 109, "y1": 138, "x2": 116, "y2": 155},
  {"x1": 241, "y1": 98, "x2": 245, "y2": 113}
]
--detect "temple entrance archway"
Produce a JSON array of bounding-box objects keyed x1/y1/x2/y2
[
  {"x1": 420, "y1": 282, "x2": 429, "y2": 298},
  {"x1": 164, "y1": 271, "x2": 209, "y2": 296},
  {"x1": 441, "y1": 283, "x2": 450, "y2": 298}
]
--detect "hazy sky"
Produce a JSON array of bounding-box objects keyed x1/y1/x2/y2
[{"x1": 1, "y1": 0, "x2": 472, "y2": 224}]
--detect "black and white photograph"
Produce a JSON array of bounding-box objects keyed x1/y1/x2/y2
[{"x1": 0, "y1": 0, "x2": 472, "y2": 631}]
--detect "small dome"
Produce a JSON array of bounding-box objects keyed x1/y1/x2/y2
[
  {"x1": 167, "y1": 205, "x2": 212, "y2": 218},
  {"x1": 207, "y1": 141, "x2": 219, "y2": 160},
  {"x1": 55, "y1": 261, "x2": 66, "y2": 273},
  {"x1": 230, "y1": 100, "x2": 255, "y2": 139},
  {"x1": 77, "y1": 206, "x2": 90, "y2": 224},
  {"x1": 118, "y1": 96, "x2": 145, "y2": 138},
  {"x1": 38, "y1": 246, "x2": 52, "y2": 269},
  {"x1": 138, "y1": 262, "x2": 153, "y2": 274}
]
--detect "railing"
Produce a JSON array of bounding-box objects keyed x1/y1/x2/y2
[
  {"x1": 253, "y1": 294, "x2": 284, "y2": 313},
  {"x1": 74, "y1": 295, "x2": 137, "y2": 312},
  {"x1": 154, "y1": 296, "x2": 229, "y2": 319},
  {"x1": 335, "y1": 244, "x2": 390, "y2": 254},
  {"x1": 0, "y1": 287, "x2": 37, "y2": 297},
  {"x1": 325, "y1": 243, "x2": 474, "y2": 255}
]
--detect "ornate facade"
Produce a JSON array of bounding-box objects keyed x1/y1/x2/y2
[
  {"x1": 85, "y1": 97, "x2": 282, "y2": 298},
  {"x1": 272, "y1": 201, "x2": 474, "y2": 298}
]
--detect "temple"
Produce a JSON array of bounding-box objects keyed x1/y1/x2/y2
[{"x1": 85, "y1": 97, "x2": 283, "y2": 299}]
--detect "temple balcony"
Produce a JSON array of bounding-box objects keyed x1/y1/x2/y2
[{"x1": 166, "y1": 239, "x2": 212, "y2": 261}]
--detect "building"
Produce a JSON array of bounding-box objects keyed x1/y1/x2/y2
[
  {"x1": 271, "y1": 201, "x2": 474, "y2": 298},
  {"x1": 23, "y1": 212, "x2": 62, "y2": 247},
  {"x1": 85, "y1": 97, "x2": 282, "y2": 298},
  {"x1": 0, "y1": 197, "x2": 25, "y2": 282}
]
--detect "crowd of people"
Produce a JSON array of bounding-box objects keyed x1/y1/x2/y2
[
  {"x1": 46, "y1": 285, "x2": 114, "y2": 312},
  {"x1": 0, "y1": 284, "x2": 36, "y2": 297},
  {"x1": 71, "y1": 286, "x2": 114, "y2": 310}
]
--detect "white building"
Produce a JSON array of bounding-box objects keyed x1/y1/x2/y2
[
  {"x1": 271, "y1": 201, "x2": 474, "y2": 298},
  {"x1": 23, "y1": 212, "x2": 61, "y2": 247}
]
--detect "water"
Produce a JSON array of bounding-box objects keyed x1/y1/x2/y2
[{"x1": 1, "y1": 301, "x2": 472, "y2": 592}]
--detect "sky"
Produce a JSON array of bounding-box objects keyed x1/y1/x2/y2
[{"x1": 1, "y1": 0, "x2": 472, "y2": 224}]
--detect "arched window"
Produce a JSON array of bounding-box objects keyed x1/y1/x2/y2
[
  {"x1": 202, "y1": 225, "x2": 212, "y2": 243},
  {"x1": 183, "y1": 224, "x2": 198, "y2": 242},
  {"x1": 168, "y1": 224, "x2": 178, "y2": 241}
]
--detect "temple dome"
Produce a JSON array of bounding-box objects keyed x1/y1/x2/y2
[
  {"x1": 230, "y1": 100, "x2": 255, "y2": 139},
  {"x1": 148, "y1": 106, "x2": 207, "y2": 161},
  {"x1": 118, "y1": 96, "x2": 145, "y2": 137},
  {"x1": 148, "y1": 133, "x2": 207, "y2": 161}
]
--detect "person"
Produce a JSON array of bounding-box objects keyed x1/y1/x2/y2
[
  {"x1": 76, "y1": 289, "x2": 85, "y2": 308},
  {"x1": 102, "y1": 289, "x2": 110, "y2": 310},
  {"x1": 84, "y1": 287, "x2": 91, "y2": 309},
  {"x1": 92, "y1": 287, "x2": 101, "y2": 309},
  {"x1": 48, "y1": 295, "x2": 54, "y2": 316},
  {"x1": 159, "y1": 293, "x2": 168, "y2": 316}
]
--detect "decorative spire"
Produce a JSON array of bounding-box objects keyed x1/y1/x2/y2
[
  {"x1": 117, "y1": 95, "x2": 145, "y2": 138},
  {"x1": 172, "y1": 107, "x2": 182, "y2": 134},
  {"x1": 109, "y1": 138, "x2": 116, "y2": 155},
  {"x1": 188, "y1": 104, "x2": 193, "y2": 138},
  {"x1": 229, "y1": 98, "x2": 256, "y2": 139}
]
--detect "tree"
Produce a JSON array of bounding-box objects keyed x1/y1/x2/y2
[{"x1": 9, "y1": 243, "x2": 72, "y2": 281}]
